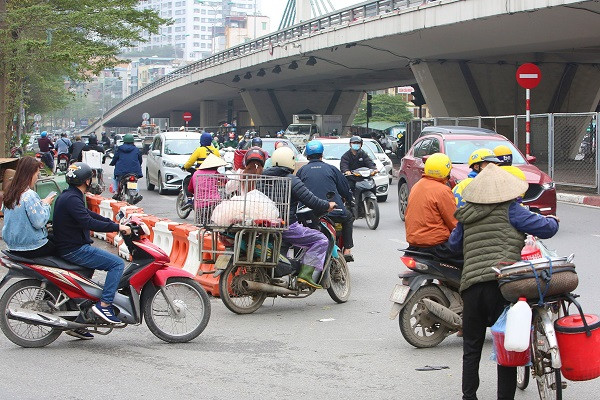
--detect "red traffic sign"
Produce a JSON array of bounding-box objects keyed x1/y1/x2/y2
[
  {"x1": 516, "y1": 63, "x2": 542, "y2": 89},
  {"x1": 182, "y1": 112, "x2": 193, "y2": 122}
]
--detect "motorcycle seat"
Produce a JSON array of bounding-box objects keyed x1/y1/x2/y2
[{"x1": 2, "y1": 250, "x2": 93, "y2": 275}]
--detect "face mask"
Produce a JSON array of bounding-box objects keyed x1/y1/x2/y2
[{"x1": 351, "y1": 144, "x2": 360, "y2": 151}]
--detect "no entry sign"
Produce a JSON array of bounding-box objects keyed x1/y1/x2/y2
[
  {"x1": 182, "y1": 112, "x2": 192, "y2": 122},
  {"x1": 516, "y1": 63, "x2": 542, "y2": 89}
]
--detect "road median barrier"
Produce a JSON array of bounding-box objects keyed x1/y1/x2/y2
[
  {"x1": 152, "y1": 220, "x2": 179, "y2": 255},
  {"x1": 167, "y1": 224, "x2": 198, "y2": 268}
]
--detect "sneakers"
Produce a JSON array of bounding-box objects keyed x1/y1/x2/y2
[
  {"x1": 65, "y1": 328, "x2": 94, "y2": 340},
  {"x1": 92, "y1": 302, "x2": 121, "y2": 324}
]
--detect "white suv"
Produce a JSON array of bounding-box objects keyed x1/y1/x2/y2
[{"x1": 146, "y1": 131, "x2": 201, "y2": 194}]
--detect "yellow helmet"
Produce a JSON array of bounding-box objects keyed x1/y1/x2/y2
[
  {"x1": 500, "y1": 166, "x2": 526, "y2": 181},
  {"x1": 468, "y1": 148, "x2": 501, "y2": 167},
  {"x1": 424, "y1": 153, "x2": 452, "y2": 179},
  {"x1": 494, "y1": 145, "x2": 513, "y2": 165}
]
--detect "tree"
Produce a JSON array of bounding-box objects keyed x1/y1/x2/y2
[
  {"x1": 353, "y1": 93, "x2": 413, "y2": 125},
  {"x1": 0, "y1": 0, "x2": 167, "y2": 155}
]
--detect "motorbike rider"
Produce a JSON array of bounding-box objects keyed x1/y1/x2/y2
[
  {"x1": 405, "y1": 153, "x2": 461, "y2": 260},
  {"x1": 83, "y1": 133, "x2": 105, "y2": 153},
  {"x1": 53, "y1": 163, "x2": 131, "y2": 327},
  {"x1": 340, "y1": 136, "x2": 377, "y2": 192},
  {"x1": 110, "y1": 133, "x2": 143, "y2": 203},
  {"x1": 447, "y1": 164, "x2": 559, "y2": 400},
  {"x1": 183, "y1": 132, "x2": 221, "y2": 170},
  {"x1": 55, "y1": 133, "x2": 72, "y2": 162},
  {"x1": 225, "y1": 146, "x2": 268, "y2": 195},
  {"x1": 297, "y1": 140, "x2": 355, "y2": 262},
  {"x1": 237, "y1": 131, "x2": 251, "y2": 149},
  {"x1": 223, "y1": 132, "x2": 239, "y2": 149},
  {"x1": 263, "y1": 146, "x2": 336, "y2": 289},
  {"x1": 37, "y1": 131, "x2": 55, "y2": 170},
  {"x1": 453, "y1": 148, "x2": 501, "y2": 208},
  {"x1": 69, "y1": 135, "x2": 86, "y2": 163},
  {"x1": 493, "y1": 145, "x2": 513, "y2": 166},
  {"x1": 101, "y1": 131, "x2": 112, "y2": 150}
]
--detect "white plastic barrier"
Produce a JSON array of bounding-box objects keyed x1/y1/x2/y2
[
  {"x1": 152, "y1": 221, "x2": 179, "y2": 255},
  {"x1": 182, "y1": 229, "x2": 202, "y2": 275},
  {"x1": 99, "y1": 199, "x2": 116, "y2": 220},
  {"x1": 118, "y1": 241, "x2": 131, "y2": 261}
]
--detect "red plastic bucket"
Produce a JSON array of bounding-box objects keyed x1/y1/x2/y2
[
  {"x1": 555, "y1": 314, "x2": 600, "y2": 381},
  {"x1": 492, "y1": 330, "x2": 531, "y2": 367}
]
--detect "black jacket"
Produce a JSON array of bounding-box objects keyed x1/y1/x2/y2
[
  {"x1": 53, "y1": 187, "x2": 119, "y2": 255},
  {"x1": 83, "y1": 137, "x2": 105, "y2": 154},
  {"x1": 262, "y1": 166, "x2": 329, "y2": 223},
  {"x1": 69, "y1": 141, "x2": 86, "y2": 162},
  {"x1": 296, "y1": 159, "x2": 352, "y2": 214},
  {"x1": 340, "y1": 148, "x2": 376, "y2": 173}
]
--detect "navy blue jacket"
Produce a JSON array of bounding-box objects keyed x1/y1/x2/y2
[
  {"x1": 53, "y1": 187, "x2": 120, "y2": 255},
  {"x1": 296, "y1": 159, "x2": 352, "y2": 215},
  {"x1": 110, "y1": 143, "x2": 143, "y2": 178},
  {"x1": 262, "y1": 166, "x2": 329, "y2": 223},
  {"x1": 448, "y1": 201, "x2": 559, "y2": 252}
]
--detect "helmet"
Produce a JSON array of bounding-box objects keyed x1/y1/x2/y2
[
  {"x1": 274, "y1": 140, "x2": 287, "y2": 150},
  {"x1": 244, "y1": 131, "x2": 251, "y2": 138},
  {"x1": 424, "y1": 153, "x2": 452, "y2": 179},
  {"x1": 468, "y1": 148, "x2": 501, "y2": 167},
  {"x1": 40, "y1": 131, "x2": 47, "y2": 138},
  {"x1": 251, "y1": 137, "x2": 262, "y2": 147},
  {"x1": 251, "y1": 130, "x2": 259, "y2": 137},
  {"x1": 123, "y1": 133, "x2": 135, "y2": 143},
  {"x1": 65, "y1": 162, "x2": 93, "y2": 186},
  {"x1": 305, "y1": 140, "x2": 324, "y2": 156},
  {"x1": 200, "y1": 132, "x2": 212, "y2": 146},
  {"x1": 271, "y1": 146, "x2": 296, "y2": 170},
  {"x1": 494, "y1": 145, "x2": 513, "y2": 165},
  {"x1": 61, "y1": 133, "x2": 67, "y2": 137},
  {"x1": 501, "y1": 165, "x2": 526, "y2": 181},
  {"x1": 276, "y1": 130, "x2": 284, "y2": 137},
  {"x1": 350, "y1": 135, "x2": 363, "y2": 145},
  {"x1": 88, "y1": 133, "x2": 98, "y2": 145},
  {"x1": 179, "y1": 126, "x2": 185, "y2": 131},
  {"x1": 244, "y1": 146, "x2": 268, "y2": 167}
]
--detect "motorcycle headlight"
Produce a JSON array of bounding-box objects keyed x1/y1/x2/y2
[
  {"x1": 378, "y1": 167, "x2": 387, "y2": 176},
  {"x1": 541, "y1": 182, "x2": 555, "y2": 190},
  {"x1": 163, "y1": 160, "x2": 179, "y2": 168}
]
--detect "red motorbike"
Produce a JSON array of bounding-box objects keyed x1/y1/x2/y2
[{"x1": 0, "y1": 216, "x2": 211, "y2": 347}]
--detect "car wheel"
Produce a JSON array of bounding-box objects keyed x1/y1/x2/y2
[
  {"x1": 398, "y1": 181, "x2": 409, "y2": 221},
  {"x1": 146, "y1": 168, "x2": 155, "y2": 191},
  {"x1": 158, "y1": 174, "x2": 167, "y2": 195}
]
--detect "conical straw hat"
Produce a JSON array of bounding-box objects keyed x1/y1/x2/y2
[
  {"x1": 461, "y1": 163, "x2": 529, "y2": 204},
  {"x1": 199, "y1": 153, "x2": 227, "y2": 170}
]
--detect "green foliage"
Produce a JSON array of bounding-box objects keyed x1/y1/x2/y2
[{"x1": 353, "y1": 94, "x2": 413, "y2": 125}]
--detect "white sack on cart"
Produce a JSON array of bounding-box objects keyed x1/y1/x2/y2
[{"x1": 211, "y1": 189, "x2": 280, "y2": 226}]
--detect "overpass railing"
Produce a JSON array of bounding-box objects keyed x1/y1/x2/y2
[
  {"x1": 407, "y1": 112, "x2": 599, "y2": 193},
  {"x1": 101, "y1": 0, "x2": 434, "y2": 119}
]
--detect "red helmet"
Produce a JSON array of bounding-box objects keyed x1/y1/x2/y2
[{"x1": 243, "y1": 146, "x2": 268, "y2": 167}]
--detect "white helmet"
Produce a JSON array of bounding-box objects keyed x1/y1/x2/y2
[{"x1": 271, "y1": 147, "x2": 296, "y2": 170}]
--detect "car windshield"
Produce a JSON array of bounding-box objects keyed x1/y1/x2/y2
[
  {"x1": 287, "y1": 125, "x2": 311, "y2": 135},
  {"x1": 444, "y1": 139, "x2": 526, "y2": 164},
  {"x1": 364, "y1": 140, "x2": 384, "y2": 154},
  {"x1": 164, "y1": 139, "x2": 199, "y2": 155},
  {"x1": 322, "y1": 142, "x2": 377, "y2": 160}
]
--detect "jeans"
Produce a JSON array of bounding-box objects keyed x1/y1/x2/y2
[
  {"x1": 282, "y1": 222, "x2": 329, "y2": 271},
  {"x1": 62, "y1": 244, "x2": 124, "y2": 303},
  {"x1": 461, "y1": 281, "x2": 517, "y2": 400},
  {"x1": 12, "y1": 240, "x2": 56, "y2": 259}
]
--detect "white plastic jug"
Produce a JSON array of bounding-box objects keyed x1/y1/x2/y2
[{"x1": 504, "y1": 297, "x2": 532, "y2": 352}]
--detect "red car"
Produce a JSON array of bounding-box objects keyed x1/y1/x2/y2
[{"x1": 397, "y1": 126, "x2": 557, "y2": 219}]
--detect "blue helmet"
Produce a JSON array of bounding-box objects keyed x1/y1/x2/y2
[
  {"x1": 251, "y1": 137, "x2": 262, "y2": 147},
  {"x1": 40, "y1": 131, "x2": 48, "y2": 138},
  {"x1": 305, "y1": 140, "x2": 324, "y2": 156},
  {"x1": 200, "y1": 132, "x2": 212, "y2": 146}
]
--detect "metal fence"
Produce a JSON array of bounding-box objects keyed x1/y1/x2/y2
[{"x1": 408, "y1": 112, "x2": 599, "y2": 193}]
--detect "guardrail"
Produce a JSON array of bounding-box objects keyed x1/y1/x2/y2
[{"x1": 98, "y1": 0, "x2": 435, "y2": 122}]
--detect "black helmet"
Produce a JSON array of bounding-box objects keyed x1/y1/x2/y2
[
  {"x1": 88, "y1": 133, "x2": 98, "y2": 145},
  {"x1": 251, "y1": 137, "x2": 262, "y2": 147},
  {"x1": 65, "y1": 163, "x2": 93, "y2": 186},
  {"x1": 350, "y1": 135, "x2": 363, "y2": 145}
]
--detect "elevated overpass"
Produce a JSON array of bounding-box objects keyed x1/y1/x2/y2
[{"x1": 87, "y1": 0, "x2": 600, "y2": 135}]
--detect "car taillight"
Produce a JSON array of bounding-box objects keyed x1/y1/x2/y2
[
  {"x1": 129, "y1": 176, "x2": 136, "y2": 182},
  {"x1": 401, "y1": 256, "x2": 416, "y2": 270}
]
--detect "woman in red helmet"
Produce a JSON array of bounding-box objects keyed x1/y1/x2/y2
[{"x1": 225, "y1": 146, "x2": 268, "y2": 195}]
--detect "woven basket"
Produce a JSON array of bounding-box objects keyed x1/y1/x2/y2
[{"x1": 498, "y1": 261, "x2": 578, "y2": 303}]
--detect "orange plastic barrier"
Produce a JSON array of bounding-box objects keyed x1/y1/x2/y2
[
  {"x1": 85, "y1": 194, "x2": 104, "y2": 214},
  {"x1": 195, "y1": 231, "x2": 227, "y2": 297},
  {"x1": 140, "y1": 215, "x2": 165, "y2": 242},
  {"x1": 110, "y1": 201, "x2": 128, "y2": 221},
  {"x1": 106, "y1": 232, "x2": 118, "y2": 245},
  {"x1": 120, "y1": 206, "x2": 144, "y2": 218},
  {"x1": 167, "y1": 224, "x2": 197, "y2": 268}
]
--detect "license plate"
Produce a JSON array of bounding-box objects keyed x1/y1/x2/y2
[
  {"x1": 126, "y1": 182, "x2": 138, "y2": 189},
  {"x1": 389, "y1": 284, "x2": 411, "y2": 304},
  {"x1": 215, "y1": 255, "x2": 231, "y2": 270}
]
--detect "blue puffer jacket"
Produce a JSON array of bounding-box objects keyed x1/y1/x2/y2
[{"x1": 110, "y1": 143, "x2": 143, "y2": 178}]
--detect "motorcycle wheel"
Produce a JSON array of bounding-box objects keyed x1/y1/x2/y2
[
  {"x1": 0, "y1": 279, "x2": 63, "y2": 348},
  {"x1": 143, "y1": 278, "x2": 211, "y2": 343},
  {"x1": 176, "y1": 191, "x2": 192, "y2": 219},
  {"x1": 219, "y1": 261, "x2": 268, "y2": 314},
  {"x1": 364, "y1": 197, "x2": 379, "y2": 230},
  {"x1": 326, "y1": 255, "x2": 351, "y2": 303},
  {"x1": 399, "y1": 285, "x2": 451, "y2": 348},
  {"x1": 517, "y1": 365, "x2": 530, "y2": 390}
]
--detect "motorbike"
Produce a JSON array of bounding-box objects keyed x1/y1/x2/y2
[
  {"x1": 176, "y1": 167, "x2": 196, "y2": 219},
  {"x1": 57, "y1": 153, "x2": 70, "y2": 172},
  {"x1": 214, "y1": 201, "x2": 351, "y2": 314},
  {"x1": 0, "y1": 215, "x2": 211, "y2": 347},
  {"x1": 220, "y1": 147, "x2": 235, "y2": 171},
  {"x1": 389, "y1": 248, "x2": 463, "y2": 348},
  {"x1": 10, "y1": 145, "x2": 23, "y2": 159},
  {"x1": 348, "y1": 167, "x2": 380, "y2": 230},
  {"x1": 37, "y1": 150, "x2": 55, "y2": 171},
  {"x1": 115, "y1": 173, "x2": 142, "y2": 204}
]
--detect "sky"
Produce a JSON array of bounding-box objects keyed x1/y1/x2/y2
[{"x1": 258, "y1": 0, "x2": 363, "y2": 32}]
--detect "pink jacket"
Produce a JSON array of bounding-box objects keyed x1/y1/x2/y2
[{"x1": 189, "y1": 169, "x2": 224, "y2": 209}]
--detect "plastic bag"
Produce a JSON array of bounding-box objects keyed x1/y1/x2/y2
[
  {"x1": 211, "y1": 189, "x2": 280, "y2": 226},
  {"x1": 490, "y1": 307, "x2": 509, "y2": 363}
]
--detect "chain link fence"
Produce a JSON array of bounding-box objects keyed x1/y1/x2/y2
[{"x1": 407, "y1": 112, "x2": 599, "y2": 193}]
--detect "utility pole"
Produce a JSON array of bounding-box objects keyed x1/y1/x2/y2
[{"x1": 0, "y1": 0, "x2": 8, "y2": 156}]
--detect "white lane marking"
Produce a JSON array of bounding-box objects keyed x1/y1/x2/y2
[{"x1": 389, "y1": 238, "x2": 409, "y2": 246}]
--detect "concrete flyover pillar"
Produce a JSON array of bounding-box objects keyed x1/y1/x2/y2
[
  {"x1": 240, "y1": 89, "x2": 287, "y2": 130},
  {"x1": 199, "y1": 100, "x2": 219, "y2": 129}
]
